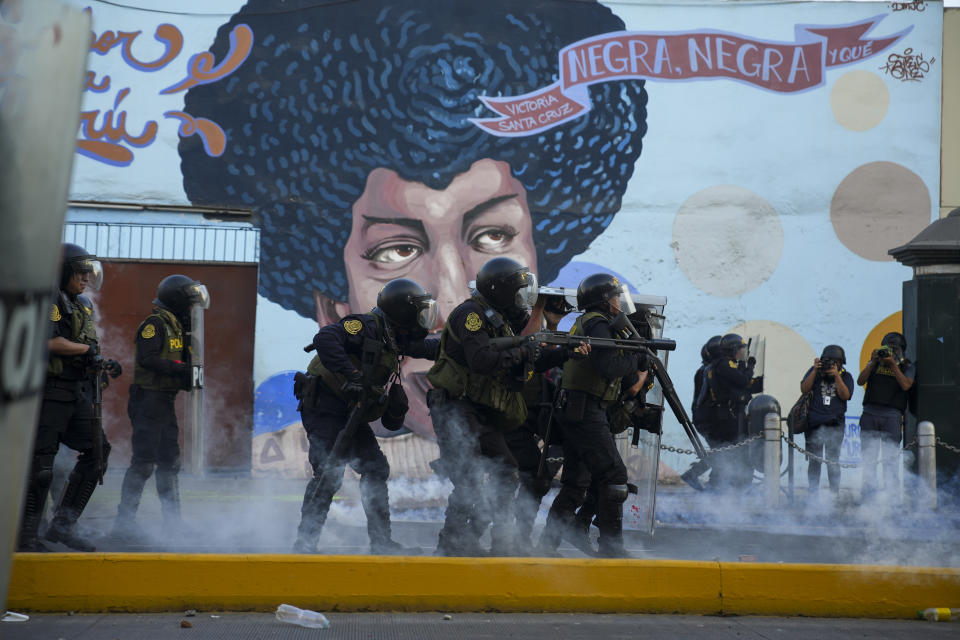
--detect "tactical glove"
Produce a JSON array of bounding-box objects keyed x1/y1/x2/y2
[{"x1": 104, "y1": 359, "x2": 122, "y2": 379}]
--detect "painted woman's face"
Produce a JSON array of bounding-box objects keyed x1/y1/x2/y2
[{"x1": 341, "y1": 158, "x2": 538, "y2": 438}]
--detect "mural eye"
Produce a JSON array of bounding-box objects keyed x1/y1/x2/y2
[
  {"x1": 470, "y1": 226, "x2": 517, "y2": 253},
  {"x1": 364, "y1": 244, "x2": 422, "y2": 265}
]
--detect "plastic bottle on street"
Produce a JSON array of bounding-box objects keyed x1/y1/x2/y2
[
  {"x1": 275, "y1": 604, "x2": 331, "y2": 628},
  {"x1": 917, "y1": 608, "x2": 960, "y2": 622}
]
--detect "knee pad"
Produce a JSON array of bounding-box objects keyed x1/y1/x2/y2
[{"x1": 602, "y1": 483, "x2": 629, "y2": 504}]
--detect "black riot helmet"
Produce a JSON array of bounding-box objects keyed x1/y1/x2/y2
[
  {"x1": 475, "y1": 257, "x2": 538, "y2": 312},
  {"x1": 820, "y1": 344, "x2": 846, "y2": 364},
  {"x1": 155, "y1": 275, "x2": 210, "y2": 315},
  {"x1": 375, "y1": 278, "x2": 438, "y2": 335},
  {"x1": 576, "y1": 273, "x2": 622, "y2": 311},
  {"x1": 702, "y1": 335, "x2": 723, "y2": 363},
  {"x1": 60, "y1": 243, "x2": 103, "y2": 291},
  {"x1": 881, "y1": 332, "x2": 907, "y2": 352},
  {"x1": 719, "y1": 333, "x2": 747, "y2": 361}
]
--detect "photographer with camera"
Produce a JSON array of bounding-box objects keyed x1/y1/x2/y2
[
  {"x1": 800, "y1": 345, "x2": 853, "y2": 499},
  {"x1": 856, "y1": 332, "x2": 915, "y2": 503}
]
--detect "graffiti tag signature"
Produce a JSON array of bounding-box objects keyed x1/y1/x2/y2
[
  {"x1": 889, "y1": 1, "x2": 926, "y2": 12},
  {"x1": 880, "y1": 48, "x2": 935, "y2": 82},
  {"x1": 77, "y1": 17, "x2": 252, "y2": 167}
]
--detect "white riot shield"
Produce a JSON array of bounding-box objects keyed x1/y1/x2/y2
[
  {"x1": 621, "y1": 429, "x2": 661, "y2": 536},
  {"x1": 0, "y1": 0, "x2": 91, "y2": 611},
  {"x1": 747, "y1": 335, "x2": 766, "y2": 378}
]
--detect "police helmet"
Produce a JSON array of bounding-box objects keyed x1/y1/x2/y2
[
  {"x1": 576, "y1": 273, "x2": 622, "y2": 311},
  {"x1": 881, "y1": 332, "x2": 907, "y2": 352},
  {"x1": 60, "y1": 243, "x2": 103, "y2": 291},
  {"x1": 719, "y1": 333, "x2": 747, "y2": 360},
  {"x1": 155, "y1": 275, "x2": 210, "y2": 315},
  {"x1": 702, "y1": 335, "x2": 723, "y2": 362},
  {"x1": 820, "y1": 344, "x2": 846, "y2": 364},
  {"x1": 376, "y1": 278, "x2": 438, "y2": 333},
  {"x1": 475, "y1": 257, "x2": 538, "y2": 312}
]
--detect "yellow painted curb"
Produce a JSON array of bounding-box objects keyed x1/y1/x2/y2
[
  {"x1": 8, "y1": 554, "x2": 720, "y2": 614},
  {"x1": 720, "y1": 562, "x2": 960, "y2": 619},
  {"x1": 7, "y1": 553, "x2": 960, "y2": 618}
]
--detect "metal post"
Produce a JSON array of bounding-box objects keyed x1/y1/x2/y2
[
  {"x1": 763, "y1": 412, "x2": 781, "y2": 507},
  {"x1": 917, "y1": 421, "x2": 937, "y2": 509},
  {"x1": 187, "y1": 302, "x2": 205, "y2": 476}
]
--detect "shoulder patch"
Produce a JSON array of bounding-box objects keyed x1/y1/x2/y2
[
  {"x1": 728, "y1": 360, "x2": 738, "y2": 368},
  {"x1": 465, "y1": 312, "x2": 482, "y2": 332},
  {"x1": 141, "y1": 324, "x2": 157, "y2": 339},
  {"x1": 344, "y1": 319, "x2": 363, "y2": 335},
  {"x1": 50, "y1": 304, "x2": 61, "y2": 322}
]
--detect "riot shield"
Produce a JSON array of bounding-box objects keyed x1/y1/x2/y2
[{"x1": 0, "y1": 0, "x2": 91, "y2": 611}]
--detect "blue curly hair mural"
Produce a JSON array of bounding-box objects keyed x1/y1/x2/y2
[{"x1": 179, "y1": 0, "x2": 648, "y2": 319}]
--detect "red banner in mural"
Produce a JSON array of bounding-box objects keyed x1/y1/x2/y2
[{"x1": 472, "y1": 14, "x2": 910, "y2": 136}]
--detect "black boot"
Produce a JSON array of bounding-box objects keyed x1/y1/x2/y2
[
  {"x1": 113, "y1": 462, "x2": 153, "y2": 542},
  {"x1": 18, "y1": 467, "x2": 53, "y2": 552},
  {"x1": 293, "y1": 472, "x2": 336, "y2": 553},
  {"x1": 361, "y1": 477, "x2": 421, "y2": 556},
  {"x1": 157, "y1": 468, "x2": 191, "y2": 538},
  {"x1": 45, "y1": 466, "x2": 98, "y2": 552},
  {"x1": 596, "y1": 483, "x2": 630, "y2": 559}
]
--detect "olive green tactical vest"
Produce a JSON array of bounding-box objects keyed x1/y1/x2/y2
[
  {"x1": 561, "y1": 311, "x2": 623, "y2": 403},
  {"x1": 308, "y1": 313, "x2": 399, "y2": 421},
  {"x1": 47, "y1": 295, "x2": 99, "y2": 378},
  {"x1": 426, "y1": 297, "x2": 528, "y2": 428},
  {"x1": 133, "y1": 307, "x2": 186, "y2": 391}
]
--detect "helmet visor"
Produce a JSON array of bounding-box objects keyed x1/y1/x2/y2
[
  {"x1": 188, "y1": 283, "x2": 211, "y2": 309},
  {"x1": 415, "y1": 296, "x2": 439, "y2": 332},
  {"x1": 85, "y1": 260, "x2": 103, "y2": 291},
  {"x1": 515, "y1": 271, "x2": 538, "y2": 309}
]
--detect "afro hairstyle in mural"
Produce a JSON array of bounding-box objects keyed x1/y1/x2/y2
[{"x1": 180, "y1": 0, "x2": 648, "y2": 320}]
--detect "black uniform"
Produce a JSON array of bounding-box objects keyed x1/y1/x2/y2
[
  {"x1": 294, "y1": 311, "x2": 437, "y2": 554},
  {"x1": 704, "y1": 357, "x2": 763, "y2": 488},
  {"x1": 540, "y1": 311, "x2": 641, "y2": 557},
  {"x1": 427, "y1": 297, "x2": 553, "y2": 555},
  {"x1": 115, "y1": 306, "x2": 192, "y2": 536},
  {"x1": 19, "y1": 292, "x2": 111, "y2": 551}
]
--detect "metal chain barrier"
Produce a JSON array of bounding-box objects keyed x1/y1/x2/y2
[
  {"x1": 936, "y1": 436, "x2": 960, "y2": 454},
  {"x1": 780, "y1": 433, "x2": 860, "y2": 468},
  {"x1": 659, "y1": 433, "x2": 762, "y2": 457}
]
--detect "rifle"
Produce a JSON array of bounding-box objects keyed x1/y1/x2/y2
[
  {"x1": 87, "y1": 355, "x2": 106, "y2": 485},
  {"x1": 489, "y1": 314, "x2": 707, "y2": 459}
]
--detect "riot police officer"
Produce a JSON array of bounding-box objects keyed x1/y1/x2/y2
[
  {"x1": 538, "y1": 273, "x2": 644, "y2": 558},
  {"x1": 680, "y1": 335, "x2": 723, "y2": 491},
  {"x1": 293, "y1": 278, "x2": 439, "y2": 555},
  {"x1": 704, "y1": 333, "x2": 763, "y2": 489},
  {"x1": 18, "y1": 244, "x2": 121, "y2": 551},
  {"x1": 113, "y1": 275, "x2": 208, "y2": 541},
  {"x1": 504, "y1": 294, "x2": 575, "y2": 553},
  {"x1": 427, "y1": 257, "x2": 571, "y2": 556}
]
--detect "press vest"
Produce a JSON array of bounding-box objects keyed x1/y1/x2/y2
[
  {"x1": 863, "y1": 362, "x2": 910, "y2": 412},
  {"x1": 426, "y1": 296, "x2": 527, "y2": 428},
  {"x1": 561, "y1": 311, "x2": 623, "y2": 403},
  {"x1": 133, "y1": 307, "x2": 186, "y2": 391},
  {"x1": 47, "y1": 294, "x2": 99, "y2": 379},
  {"x1": 308, "y1": 313, "x2": 399, "y2": 421}
]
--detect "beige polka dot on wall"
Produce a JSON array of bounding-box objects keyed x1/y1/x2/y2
[
  {"x1": 672, "y1": 186, "x2": 784, "y2": 297},
  {"x1": 831, "y1": 70, "x2": 890, "y2": 131},
  {"x1": 830, "y1": 161, "x2": 931, "y2": 261},
  {"x1": 728, "y1": 320, "x2": 815, "y2": 412}
]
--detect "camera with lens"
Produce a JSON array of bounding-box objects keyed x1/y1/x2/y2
[
  {"x1": 876, "y1": 346, "x2": 893, "y2": 359},
  {"x1": 819, "y1": 358, "x2": 838, "y2": 371}
]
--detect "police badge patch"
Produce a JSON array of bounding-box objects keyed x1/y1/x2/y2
[
  {"x1": 141, "y1": 324, "x2": 157, "y2": 339},
  {"x1": 344, "y1": 319, "x2": 363, "y2": 335},
  {"x1": 465, "y1": 312, "x2": 482, "y2": 332},
  {"x1": 50, "y1": 304, "x2": 61, "y2": 322}
]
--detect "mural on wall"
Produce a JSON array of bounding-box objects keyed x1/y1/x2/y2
[{"x1": 64, "y1": 0, "x2": 942, "y2": 482}]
